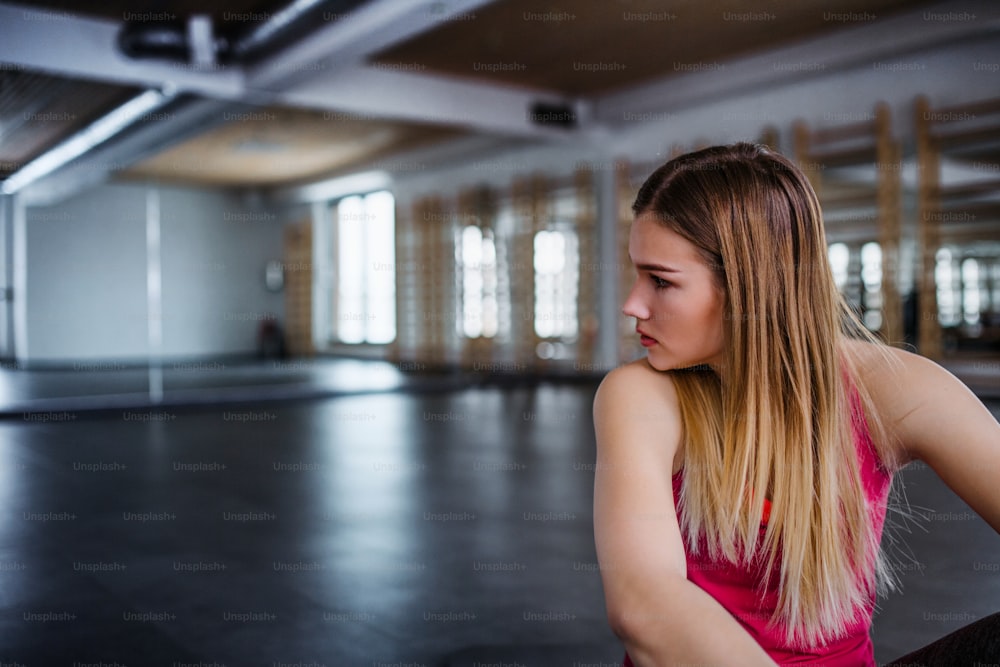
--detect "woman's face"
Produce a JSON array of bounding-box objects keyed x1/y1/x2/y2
[{"x1": 623, "y1": 212, "x2": 726, "y2": 373}]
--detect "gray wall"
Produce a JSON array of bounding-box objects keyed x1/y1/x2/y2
[
  {"x1": 25, "y1": 183, "x2": 148, "y2": 362},
  {"x1": 23, "y1": 182, "x2": 282, "y2": 363},
  {"x1": 158, "y1": 185, "x2": 283, "y2": 359}
]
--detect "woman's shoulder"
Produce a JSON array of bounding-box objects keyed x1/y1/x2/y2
[
  {"x1": 593, "y1": 360, "x2": 683, "y2": 459},
  {"x1": 594, "y1": 359, "x2": 680, "y2": 412},
  {"x1": 840, "y1": 338, "x2": 944, "y2": 395},
  {"x1": 839, "y1": 338, "x2": 972, "y2": 460}
]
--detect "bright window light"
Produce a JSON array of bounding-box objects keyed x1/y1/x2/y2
[
  {"x1": 334, "y1": 191, "x2": 395, "y2": 344},
  {"x1": 962, "y1": 258, "x2": 980, "y2": 325},
  {"x1": 459, "y1": 225, "x2": 501, "y2": 339},
  {"x1": 461, "y1": 226, "x2": 484, "y2": 338},
  {"x1": 828, "y1": 243, "x2": 849, "y2": 290},
  {"x1": 860, "y1": 242, "x2": 882, "y2": 331},
  {"x1": 936, "y1": 247, "x2": 959, "y2": 326},
  {"x1": 533, "y1": 228, "x2": 578, "y2": 340}
]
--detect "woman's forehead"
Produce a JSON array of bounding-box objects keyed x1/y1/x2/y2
[{"x1": 629, "y1": 213, "x2": 702, "y2": 267}]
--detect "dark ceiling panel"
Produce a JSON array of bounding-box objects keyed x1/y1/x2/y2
[
  {"x1": 0, "y1": 67, "x2": 141, "y2": 179},
  {"x1": 373, "y1": 0, "x2": 937, "y2": 96}
]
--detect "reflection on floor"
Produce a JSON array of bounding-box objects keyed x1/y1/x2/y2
[
  {"x1": 0, "y1": 358, "x2": 428, "y2": 414},
  {"x1": 0, "y1": 361, "x2": 996, "y2": 665}
]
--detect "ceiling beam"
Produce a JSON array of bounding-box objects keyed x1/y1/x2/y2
[{"x1": 273, "y1": 64, "x2": 588, "y2": 139}]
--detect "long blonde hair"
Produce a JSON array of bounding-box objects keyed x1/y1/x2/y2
[{"x1": 633, "y1": 143, "x2": 901, "y2": 647}]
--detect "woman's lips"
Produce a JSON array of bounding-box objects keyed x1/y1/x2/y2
[{"x1": 638, "y1": 332, "x2": 657, "y2": 347}]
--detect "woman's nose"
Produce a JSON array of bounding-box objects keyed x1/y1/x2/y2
[{"x1": 622, "y1": 281, "x2": 649, "y2": 320}]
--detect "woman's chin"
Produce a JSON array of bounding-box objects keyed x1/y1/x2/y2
[
  {"x1": 646, "y1": 350, "x2": 717, "y2": 374},
  {"x1": 644, "y1": 351, "x2": 673, "y2": 372}
]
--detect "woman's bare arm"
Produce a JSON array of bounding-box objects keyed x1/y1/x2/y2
[
  {"x1": 593, "y1": 361, "x2": 777, "y2": 667},
  {"x1": 873, "y1": 348, "x2": 1000, "y2": 534}
]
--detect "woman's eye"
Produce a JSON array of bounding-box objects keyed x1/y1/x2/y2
[{"x1": 651, "y1": 275, "x2": 672, "y2": 289}]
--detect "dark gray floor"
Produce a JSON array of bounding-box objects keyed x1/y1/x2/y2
[{"x1": 0, "y1": 361, "x2": 997, "y2": 665}]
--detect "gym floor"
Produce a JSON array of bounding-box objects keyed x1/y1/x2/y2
[{"x1": 0, "y1": 360, "x2": 997, "y2": 665}]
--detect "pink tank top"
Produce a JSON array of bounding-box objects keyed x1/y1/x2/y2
[{"x1": 624, "y1": 387, "x2": 892, "y2": 667}]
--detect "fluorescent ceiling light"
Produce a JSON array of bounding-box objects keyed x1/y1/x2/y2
[{"x1": 1, "y1": 88, "x2": 175, "y2": 195}]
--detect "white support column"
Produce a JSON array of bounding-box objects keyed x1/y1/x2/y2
[
  {"x1": 311, "y1": 200, "x2": 330, "y2": 352},
  {"x1": 12, "y1": 194, "x2": 27, "y2": 363},
  {"x1": 0, "y1": 195, "x2": 10, "y2": 358},
  {"x1": 146, "y1": 186, "x2": 163, "y2": 403}
]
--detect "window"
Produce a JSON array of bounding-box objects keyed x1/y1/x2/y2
[
  {"x1": 991, "y1": 262, "x2": 1000, "y2": 319},
  {"x1": 860, "y1": 241, "x2": 882, "y2": 331},
  {"x1": 533, "y1": 228, "x2": 578, "y2": 341},
  {"x1": 961, "y1": 257, "x2": 981, "y2": 326},
  {"x1": 936, "y1": 247, "x2": 960, "y2": 327},
  {"x1": 828, "y1": 243, "x2": 849, "y2": 291},
  {"x1": 334, "y1": 191, "x2": 395, "y2": 344},
  {"x1": 829, "y1": 242, "x2": 884, "y2": 332},
  {"x1": 459, "y1": 225, "x2": 499, "y2": 339}
]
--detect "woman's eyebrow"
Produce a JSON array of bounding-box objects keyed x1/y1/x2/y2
[{"x1": 633, "y1": 262, "x2": 682, "y2": 273}]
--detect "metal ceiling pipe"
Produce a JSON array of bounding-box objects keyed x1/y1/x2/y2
[
  {"x1": 116, "y1": 20, "x2": 209, "y2": 63},
  {"x1": 227, "y1": 0, "x2": 333, "y2": 63},
  {"x1": 116, "y1": 0, "x2": 367, "y2": 66}
]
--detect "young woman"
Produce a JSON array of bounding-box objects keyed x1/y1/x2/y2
[{"x1": 592, "y1": 143, "x2": 1000, "y2": 666}]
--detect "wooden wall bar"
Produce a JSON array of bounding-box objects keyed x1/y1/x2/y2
[
  {"x1": 575, "y1": 166, "x2": 598, "y2": 368},
  {"x1": 510, "y1": 176, "x2": 545, "y2": 368},
  {"x1": 407, "y1": 195, "x2": 456, "y2": 366},
  {"x1": 794, "y1": 104, "x2": 904, "y2": 347},
  {"x1": 283, "y1": 221, "x2": 314, "y2": 356},
  {"x1": 616, "y1": 161, "x2": 640, "y2": 364},
  {"x1": 915, "y1": 96, "x2": 943, "y2": 359},
  {"x1": 875, "y1": 102, "x2": 904, "y2": 346},
  {"x1": 915, "y1": 94, "x2": 1000, "y2": 359},
  {"x1": 392, "y1": 198, "x2": 417, "y2": 362}
]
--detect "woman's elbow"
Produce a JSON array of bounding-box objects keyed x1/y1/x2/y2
[
  {"x1": 602, "y1": 574, "x2": 687, "y2": 646},
  {"x1": 603, "y1": 590, "x2": 663, "y2": 645},
  {"x1": 605, "y1": 599, "x2": 633, "y2": 641}
]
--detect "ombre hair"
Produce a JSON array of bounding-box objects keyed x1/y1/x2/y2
[{"x1": 632, "y1": 142, "x2": 901, "y2": 647}]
